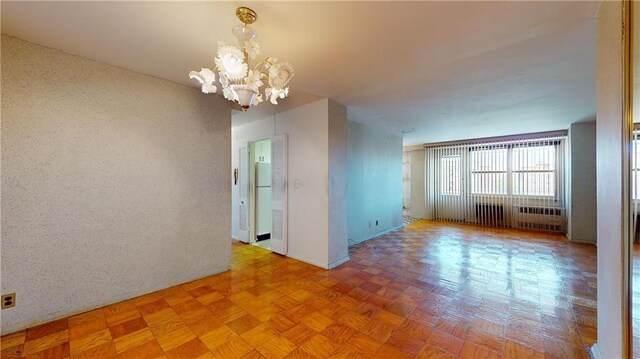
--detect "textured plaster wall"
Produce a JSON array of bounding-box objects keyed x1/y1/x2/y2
[
  {"x1": 1, "y1": 35, "x2": 232, "y2": 334},
  {"x1": 595, "y1": 1, "x2": 625, "y2": 357},
  {"x1": 347, "y1": 121, "x2": 403, "y2": 245}
]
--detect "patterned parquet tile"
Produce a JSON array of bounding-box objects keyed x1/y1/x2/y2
[{"x1": 1, "y1": 220, "x2": 596, "y2": 358}]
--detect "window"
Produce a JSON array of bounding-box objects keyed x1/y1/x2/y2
[
  {"x1": 440, "y1": 155, "x2": 460, "y2": 195},
  {"x1": 436, "y1": 140, "x2": 561, "y2": 199},
  {"x1": 511, "y1": 145, "x2": 556, "y2": 196},
  {"x1": 465, "y1": 143, "x2": 558, "y2": 197},
  {"x1": 470, "y1": 148, "x2": 507, "y2": 195},
  {"x1": 429, "y1": 136, "x2": 565, "y2": 230}
]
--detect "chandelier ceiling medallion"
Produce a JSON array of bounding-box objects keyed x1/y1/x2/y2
[{"x1": 189, "y1": 6, "x2": 294, "y2": 111}]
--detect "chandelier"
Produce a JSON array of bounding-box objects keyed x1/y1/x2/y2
[{"x1": 188, "y1": 7, "x2": 294, "y2": 111}]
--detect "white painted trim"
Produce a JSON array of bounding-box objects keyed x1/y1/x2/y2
[
  {"x1": 286, "y1": 253, "x2": 331, "y2": 269},
  {"x1": 569, "y1": 238, "x2": 598, "y2": 244},
  {"x1": 231, "y1": 236, "x2": 239, "y2": 241},
  {"x1": 351, "y1": 225, "x2": 405, "y2": 246},
  {"x1": 589, "y1": 344, "x2": 601, "y2": 359},
  {"x1": 277, "y1": 252, "x2": 350, "y2": 270},
  {"x1": 422, "y1": 130, "x2": 568, "y2": 148},
  {"x1": 328, "y1": 256, "x2": 350, "y2": 269}
]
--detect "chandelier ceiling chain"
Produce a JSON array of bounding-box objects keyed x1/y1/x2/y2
[{"x1": 189, "y1": 6, "x2": 294, "y2": 111}]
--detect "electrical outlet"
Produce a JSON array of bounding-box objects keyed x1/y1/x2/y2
[{"x1": 1, "y1": 293, "x2": 16, "y2": 309}]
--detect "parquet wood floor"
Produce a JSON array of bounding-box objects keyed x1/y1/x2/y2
[{"x1": 0, "y1": 220, "x2": 597, "y2": 358}]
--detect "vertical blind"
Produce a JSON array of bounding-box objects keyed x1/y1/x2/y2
[{"x1": 425, "y1": 133, "x2": 567, "y2": 233}]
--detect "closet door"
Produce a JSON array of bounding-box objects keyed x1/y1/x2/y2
[
  {"x1": 238, "y1": 145, "x2": 250, "y2": 243},
  {"x1": 270, "y1": 135, "x2": 287, "y2": 255}
]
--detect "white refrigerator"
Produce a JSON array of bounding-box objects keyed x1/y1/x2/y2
[{"x1": 255, "y1": 162, "x2": 272, "y2": 240}]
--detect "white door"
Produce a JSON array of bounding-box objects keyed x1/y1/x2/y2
[
  {"x1": 238, "y1": 146, "x2": 250, "y2": 243},
  {"x1": 270, "y1": 135, "x2": 287, "y2": 255}
]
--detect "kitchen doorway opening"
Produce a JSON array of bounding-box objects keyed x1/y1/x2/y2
[{"x1": 238, "y1": 134, "x2": 287, "y2": 255}]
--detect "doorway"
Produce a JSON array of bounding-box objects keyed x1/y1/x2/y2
[
  {"x1": 237, "y1": 134, "x2": 287, "y2": 255},
  {"x1": 250, "y1": 139, "x2": 272, "y2": 250}
]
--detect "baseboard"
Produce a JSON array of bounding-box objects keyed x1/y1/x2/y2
[
  {"x1": 328, "y1": 255, "x2": 350, "y2": 269},
  {"x1": 569, "y1": 238, "x2": 597, "y2": 245},
  {"x1": 286, "y1": 253, "x2": 332, "y2": 269},
  {"x1": 589, "y1": 343, "x2": 601, "y2": 359},
  {"x1": 350, "y1": 224, "x2": 405, "y2": 246},
  {"x1": 0, "y1": 264, "x2": 231, "y2": 335},
  {"x1": 232, "y1": 237, "x2": 249, "y2": 244}
]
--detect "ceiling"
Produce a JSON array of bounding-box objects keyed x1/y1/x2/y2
[{"x1": 1, "y1": 1, "x2": 599, "y2": 145}]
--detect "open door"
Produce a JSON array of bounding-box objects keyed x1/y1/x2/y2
[
  {"x1": 238, "y1": 145, "x2": 250, "y2": 243},
  {"x1": 270, "y1": 135, "x2": 287, "y2": 255}
]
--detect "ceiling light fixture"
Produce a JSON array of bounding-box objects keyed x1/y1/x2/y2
[{"x1": 189, "y1": 6, "x2": 294, "y2": 111}]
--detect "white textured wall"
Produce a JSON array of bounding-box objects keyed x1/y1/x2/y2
[
  {"x1": 595, "y1": 1, "x2": 625, "y2": 357},
  {"x1": 1, "y1": 36, "x2": 231, "y2": 334},
  {"x1": 277, "y1": 100, "x2": 330, "y2": 267},
  {"x1": 347, "y1": 121, "x2": 403, "y2": 245},
  {"x1": 231, "y1": 99, "x2": 332, "y2": 268},
  {"x1": 328, "y1": 100, "x2": 349, "y2": 267},
  {"x1": 568, "y1": 121, "x2": 597, "y2": 244}
]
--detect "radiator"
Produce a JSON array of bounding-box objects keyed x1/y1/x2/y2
[{"x1": 512, "y1": 205, "x2": 565, "y2": 233}]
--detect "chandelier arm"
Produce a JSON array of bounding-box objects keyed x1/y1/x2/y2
[{"x1": 252, "y1": 59, "x2": 269, "y2": 71}]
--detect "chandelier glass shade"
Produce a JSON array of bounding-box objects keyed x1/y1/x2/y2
[{"x1": 189, "y1": 7, "x2": 294, "y2": 111}]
